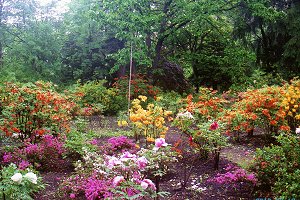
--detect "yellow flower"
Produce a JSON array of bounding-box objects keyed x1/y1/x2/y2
[
  {"x1": 160, "y1": 135, "x2": 165, "y2": 139},
  {"x1": 156, "y1": 96, "x2": 162, "y2": 101},
  {"x1": 292, "y1": 109, "x2": 297, "y2": 112},
  {"x1": 138, "y1": 95, "x2": 147, "y2": 102},
  {"x1": 135, "y1": 144, "x2": 140, "y2": 149},
  {"x1": 294, "y1": 104, "x2": 299, "y2": 108},
  {"x1": 121, "y1": 120, "x2": 128, "y2": 126},
  {"x1": 117, "y1": 121, "x2": 122, "y2": 127}
]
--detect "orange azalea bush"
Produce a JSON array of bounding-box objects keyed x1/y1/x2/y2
[
  {"x1": 281, "y1": 79, "x2": 300, "y2": 130},
  {"x1": 181, "y1": 87, "x2": 228, "y2": 122},
  {"x1": 129, "y1": 95, "x2": 172, "y2": 144},
  {"x1": 223, "y1": 86, "x2": 287, "y2": 136},
  {"x1": 0, "y1": 81, "x2": 76, "y2": 142}
]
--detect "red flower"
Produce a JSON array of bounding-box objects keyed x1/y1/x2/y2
[{"x1": 210, "y1": 121, "x2": 219, "y2": 130}]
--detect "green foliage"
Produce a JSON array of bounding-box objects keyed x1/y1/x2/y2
[
  {"x1": 254, "y1": 132, "x2": 300, "y2": 198},
  {"x1": 64, "y1": 118, "x2": 99, "y2": 156},
  {"x1": 0, "y1": 164, "x2": 44, "y2": 200}
]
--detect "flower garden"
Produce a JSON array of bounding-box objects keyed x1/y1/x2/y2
[{"x1": 1, "y1": 78, "x2": 300, "y2": 199}]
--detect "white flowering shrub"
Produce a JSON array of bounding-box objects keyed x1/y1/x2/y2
[{"x1": 0, "y1": 163, "x2": 44, "y2": 200}]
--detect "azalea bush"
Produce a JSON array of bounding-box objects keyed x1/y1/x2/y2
[
  {"x1": 254, "y1": 131, "x2": 300, "y2": 198},
  {"x1": 0, "y1": 81, "x2": 76, "y2": 142},
  {"x1": 0, "y1": 163, "x2": 44, "y2": 200},
  {"x1": 223, "y1": 86, "x2": 286, "y2": 138},
  {"x1": 2, "y1": 135, "x2": 66, "y2": 172},
  {"x1": 281, "y1": 78, "x2": 300, "y2": 131},
  {"x1": 129, "y1": 95, "x2": 172, "y2": 144},
  {"x1": 208, "y1": 164, "x2": 257, "y2": 190},
  {"x1": 112, "y1": 74, "x2": 161, "y2": 101},
  {"x1": 182, "y1": 88, "x2": 228, "y2": 122},
  {"x1": 59, "y1": 137, "x2": 176, "y2": 199}
]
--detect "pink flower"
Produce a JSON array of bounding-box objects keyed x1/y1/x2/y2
[
  {"x1": 69, "y1": 193, "x2": 76, "y2": 199},
  {"x1": 136, "y1": 156, "x2": 148, "y2": 170},
  {"x1": 296, "y1": 128, "x2": 300, "y2": 134},
  {"x1": 112, "y1": 176, "x2": 124, "y2": 187},
  {"x1": 210, "y1": 121, "x2": 219, "y2": 130},
  {"x1": 155, "y1": 138, "x2": 168, "y2": 148},
  {"x1": 141, "y1": 181, "x2": 149, "y2": 189},
  {"x1": 142, "y1": 179, "x2": 156, "y2": 190}
]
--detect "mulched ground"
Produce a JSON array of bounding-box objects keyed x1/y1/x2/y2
[{"x1": 34, "y1": 116, "x2": 262, "y2": 200}]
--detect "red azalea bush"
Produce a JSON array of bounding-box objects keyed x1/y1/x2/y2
[
  {"x1": 0, "y1": 81, "x2": 76, "y2": 141},
  {"x1": 112, "y1": 74, "x2": 161, "y2": 101}
]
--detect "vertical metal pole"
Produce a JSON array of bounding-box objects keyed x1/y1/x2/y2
[{"x1": 127, "y1": 42, "x2": 133, "y2": 117}]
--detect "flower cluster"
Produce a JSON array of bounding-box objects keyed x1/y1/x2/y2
[
  {"x1": 112, "y1": 74, "x2": 161, "y2": 100},
  {"x1": 223, "y1": 86, "x2": 286, "y2": 135},
  {"x1": 60, "y1": 136, "x2": 176, "y2": 199},
  {"x1": 281, "y1": 79, "x2": 300, "y2": 130},
  {"x1": 2, "y1": 135, "x2": 66, "y2": 171},
  {"x1": 208, "y1": 164, "x2": 257, "y2": 186},
  {"x1": 0, "y1": 81, "x2": 76, "y2": 140},
  {"x1": 129, "y1": 95, "x2": 172, "y2": 143},
  {"x1": 0, "y1": 163, "x2": 44, "y2": 199}
]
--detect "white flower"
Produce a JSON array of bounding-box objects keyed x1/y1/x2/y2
[
  {"x1": 11, "y1": 173, "x2": 23, "y2": 184},
  {"x1": 24, "y1": 172, "x2": 37, "y2": 184},
  {"x1": 296, "y1": 128, "x2": 300, "y2": 134},
  {"x1": 176, "y1": 111, "x2": 194, "y2": 119}
]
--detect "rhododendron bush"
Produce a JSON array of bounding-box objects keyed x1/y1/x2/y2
[
  {"x1": 0, "y1": 81, "x2": 76, "y2": 141},
  {"x1": 59, "y1": 136, "x2": 177, "y2": 199}
]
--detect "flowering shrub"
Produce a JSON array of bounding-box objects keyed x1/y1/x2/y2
[
  {"x1": 182, "y1": 88, "x2": 228, "y2": 122},
  {"x1": 106, "y1": 136, "x2": 136, "y2": 154},
  {"x1": 59, "y1": 136, "x2": 176, "y2": 199},
  {"x1": 191, "y1": 120, "x2": 228, "y2": 169},
  {"x1": 208, "y1": 164, "x2": 256, "y2": 188},
  {"x1": 281, "y1": 78, "x2": 300, "y2": 130},
  {"x1": 2, "y1": 135, "x2": 66, "y2": 172},
  {"x1": 129, "y1": 96, "x2": 172, "y2": 144},
  {"x1": 112, "y1": 74, "x2": 161, "y2": 101},
  {"x1": 0, "y1": 81, "x2": 76, "y2": 141},
  {"x1": 223, "y1": 86, "x2": 286, "y2": 137},
  {"x1": 254, "y1": 131, "x2": 300, "y2": 198},
  {"x1": 0, "y1": 163, "x2": 44, "y2": 200}
]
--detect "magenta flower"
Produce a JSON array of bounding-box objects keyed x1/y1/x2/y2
[
  {"x1": 210, "y1": 121, "x2": 219, "y2": 130},
  {"x1": 18, "y1": 160, "x2": 31, "y2": 170},
  {"x1": 112, "y1": 176, "x2": 125, "y2": 187},
  {"x1": 69, "y1": 193, "x2": 76, "y2": 199},
  {"x1": 2, "y1": 152, "x2": 12, "y2": 163}
]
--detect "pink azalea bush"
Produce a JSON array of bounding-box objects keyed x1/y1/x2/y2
[
  {"x1": 208, "y1": 164, "x2": 257, "y2": 188},
  {"x1": 59, "y1": 137, "x2": 177, "y2": 199},
  {"x1": 1, "y1": 135, "x2": 66, "y2": 171}
]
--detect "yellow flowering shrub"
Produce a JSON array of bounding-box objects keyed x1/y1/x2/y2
[
  {"x1": 282, "y1": 79, "x2": 300, "y2": 130},
  {"x1": 129, "y1": 95, "x2": 172, "y2": 144}
]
